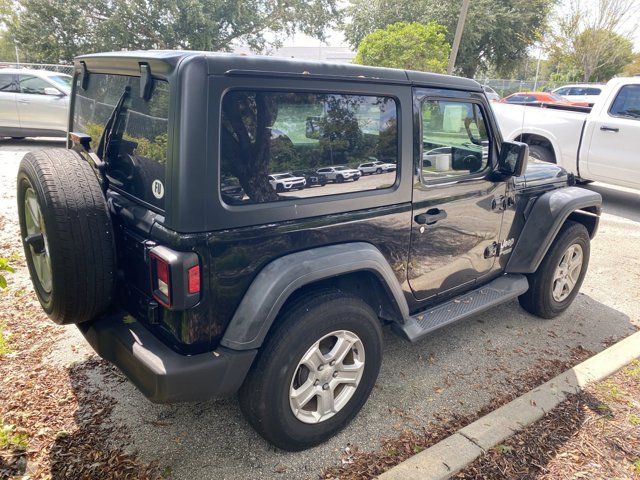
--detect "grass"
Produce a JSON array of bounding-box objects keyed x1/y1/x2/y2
[
  {"x1": 0, "y1": 420, "x2": 29, "y2": 450},
  {"x1": 625, "y1": 360, "x2": 640, "y2": 378},
  {"x1": 0, "y1": 324, "x2": 9, "y2": 356}
]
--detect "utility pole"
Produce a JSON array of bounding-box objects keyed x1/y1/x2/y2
[{"x1": 447, "y1": 0, "x2": 471, "y2": 75}]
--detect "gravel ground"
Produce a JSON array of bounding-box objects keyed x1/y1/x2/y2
[{"x1": 1, "y1": 138, "x2": 639, "y2": 479}]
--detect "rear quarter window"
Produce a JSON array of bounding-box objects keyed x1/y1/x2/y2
[
  {"x1": 73, "y1": 74, "x2": 170, "y2": 210},
  {"x1": 219, "y1": 91, "x2": 398, "y2": 205}
]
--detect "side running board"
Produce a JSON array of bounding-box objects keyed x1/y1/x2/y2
[{"x1": 396, "y1": 274, "x2": 529, "y2": 343}]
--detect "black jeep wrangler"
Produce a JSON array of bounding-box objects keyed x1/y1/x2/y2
[{"x1": 17, "y1": 51, "x2": 601, "y2": 451}]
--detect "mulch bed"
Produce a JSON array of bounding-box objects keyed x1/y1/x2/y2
[
  {"x1": 321, "y1": 346, "x2": 595, "y2": 480},
  {"x1": 0, "y1": 253, "x2": 161, "y2": 479},
  {"x1": 456, "y1": 359, "x2": 640, "y2": 479}
]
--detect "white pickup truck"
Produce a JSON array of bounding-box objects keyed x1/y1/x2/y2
[{"x1": 493, "y1": 77, "x2": 640, "y2": 189}]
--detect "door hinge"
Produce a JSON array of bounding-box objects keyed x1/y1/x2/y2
[
  {"x1": 484, "y1": 242, "x2": 500, "y2": 258},
  {"x1": 491, "y1": 195, "x2": 507, "y2": 212}
]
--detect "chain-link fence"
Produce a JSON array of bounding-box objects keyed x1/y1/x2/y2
[
  {"x1": 0, "y1": 62, "x2": 74, "y2": 75},
  {"x1": 475, "y1": 78, "x2": 563, "y2": 97},
  {"x1": 1, "y1": 62, "x2": 569, "y2": 99}
]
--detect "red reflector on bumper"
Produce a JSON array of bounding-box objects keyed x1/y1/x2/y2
[{"x1": 188, "y1": 265, "x2": 200, "y2": 294}]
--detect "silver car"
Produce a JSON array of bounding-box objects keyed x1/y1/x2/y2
[{"x1": 0, "y1": 68, "x2": 71, "y2": 138}]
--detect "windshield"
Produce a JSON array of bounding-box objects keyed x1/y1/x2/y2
[
  {"x1": 48, "y1": 74, "x2": 72, "y2": 92},
  {"x1": 73, "y1": 73, "x2": 170, "y2": 210}
]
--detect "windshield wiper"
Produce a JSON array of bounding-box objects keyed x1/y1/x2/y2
[{"x1": 96, "y1": 85, "x2": 131, "y2": 162}]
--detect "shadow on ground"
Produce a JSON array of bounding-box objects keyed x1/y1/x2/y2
[
  {"x1": 51, "y1": 293, "x2": 636, "y2": 480},
  {"x1": 0, "y1": 137, "x2": 66, "y2": 152},
  {"x1": 582, "y1": 183, "x2": 640, "y2": 223}
]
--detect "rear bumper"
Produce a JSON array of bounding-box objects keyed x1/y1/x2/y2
[{"x1": 79, "y1": 313, "x2": 257, "y2": 403}]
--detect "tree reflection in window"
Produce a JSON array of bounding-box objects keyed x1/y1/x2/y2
[{"x1": 220, "y1": 91, "x2": 398, "y2": 205}]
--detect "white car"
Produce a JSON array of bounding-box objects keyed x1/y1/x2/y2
[
  {"x1": 268, "y1": 173, "x2": 306, "y2": 192},
  {"x1": 358, "y1": 160, "x2": 397, "y2": 175},
  {"x1": 552, "y1": 84, "x2": 604, "y2": 107},
  {"x1": 0, "y1": 68, "x2": 71, "y2": 138},
  {"x1": 493, "y1": 77, "x2": 640, "y2": 189},
  {"x1": 316, "y1": 166, "x2": 361, "y2": 182}
]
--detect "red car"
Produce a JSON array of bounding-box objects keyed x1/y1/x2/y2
[{"x1": 500, "y1": 91, "x2": 589, "y2": 107}]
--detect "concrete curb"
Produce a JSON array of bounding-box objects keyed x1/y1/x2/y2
[{"x1": 378, "y1": 330, "x2": 640, "y2": 480}]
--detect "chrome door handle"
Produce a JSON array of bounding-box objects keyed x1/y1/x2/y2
[{"x1": 600, "y1": 126, "x2": 619, "y2": 132}]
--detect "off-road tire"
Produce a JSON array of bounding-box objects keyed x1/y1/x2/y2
[
  {"x1": 238, "y1": 290, "x2": 383, "y2": 451},
  {"x1": 518, "y1": 220, "x2": 590, "y2": 319},
  {"x1": 528, "y1": 144, "x2": 555, "y2": 163},
  {"x1": 17, "y1": 149, "x2": 115, "y2": 324}
]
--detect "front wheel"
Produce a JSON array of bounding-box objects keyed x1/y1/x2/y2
[
  {"x1": 238, "y1": 290, "x2": 383, "y2": 451},
  {"x1": 518, "y1": 220, "x2": 590, "y2": 318}
]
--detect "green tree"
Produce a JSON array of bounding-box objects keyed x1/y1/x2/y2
[
  {"x1": 354, "y1": 22, "x2": 449, "y2": 73},
  {"x1": 573, "y1": 29, "x2": 633, "y2": 82},
  {"x1": 623, "y1": 54, "x2": 640, "y2": 76},
  {"x1": 545, "y1": 0, "x2": 636, "y2": 82},
  {"x1": 10, "y1": 0, "x2": 341, "y2": 63},
  {"x1": 343, "y1": 0, "x2": 552, "y2": 78}
]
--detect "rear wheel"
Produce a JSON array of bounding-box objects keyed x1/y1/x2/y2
[
  {"x1": 17, "y1": 149, "x2": 115, "y2": 324},
  {"x1": 528, "y1": 144, "x2": 555, "y2": 163},
  {"x1": 336, "y1": 174, "x2": 344, "y2": 183},
  {"x1": 519, "y1": 220, "x2": 590, "y2": 318},
  {"x1": 376, "y1": 167, "x2": 382, "y2": 174},
  {"x1": 239, "y1": 290, "x2": 383, "y2": 451}
]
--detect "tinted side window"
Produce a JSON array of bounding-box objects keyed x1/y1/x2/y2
[
  {"x1": 74, "y1": 74, "x2": 170, "y2": 209},
  {"x1": 585, "y1": 88, "x2": 601, "y2": 95},
  {"x1": 555, "y1": 88, "x2": 570, "y2": 95},
  {"x1": 0, "y1": 74, "x2": 17, "y2": 92},
  {"x1": 220, "y1": 91, "x2": 398, "y2": 205},
  {"x1": 19, "y1": 75, "x2": 51, "y2": 95},
  {"x1": 420, "y1": 100, "x2": 490, "y2": 182},
  {"x1": 609, "y1": 85, "x2": 640, "y2": 120}
]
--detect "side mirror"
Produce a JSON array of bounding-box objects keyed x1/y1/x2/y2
[
  {"x1": 498, "y1": 141, "x2": 528, "y2": 177},
  {"x1": 44, "y1": 87, "x2": 64, "y2": 96}
]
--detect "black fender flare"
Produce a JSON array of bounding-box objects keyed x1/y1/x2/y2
[
  {"x1": 506, "y1": 186, "x2": 602, "y2": 274},
  {"x1": 220, "y1": 242, "x2": 409, "y2": 350}
]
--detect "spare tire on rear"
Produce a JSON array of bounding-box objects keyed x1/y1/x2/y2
[{"x1": 17, "y1": 149, "x2": 116, "y2": 324}]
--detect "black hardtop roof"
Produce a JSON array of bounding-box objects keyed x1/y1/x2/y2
[{"x1": 75, "y1": 50, "x2": 482, "y2": 92}]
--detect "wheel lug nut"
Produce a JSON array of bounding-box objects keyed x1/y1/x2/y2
[
  {"x1": 318, "y1": 365, "x2": 324, "y2": 371},
  {"x1": 322, "y1": 383, "x2": 329, "y2": 390},
  {"x1": 330, "y1": 360, "x2": 336, "y2": 366},
  {"x1": 332, "y1": 371, "x2": 338, "y2": 378},
  {"x1": 314, "y1": 380, "x2": 320, "y2": 386}
]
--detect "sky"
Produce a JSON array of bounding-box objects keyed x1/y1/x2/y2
[{"x1": 276, "y1": 0, "x2": 640, "y2": 52}]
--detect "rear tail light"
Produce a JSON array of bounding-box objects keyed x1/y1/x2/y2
[{"x1": 149, "y1": 246, "x2": 200, "y2": 310}]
